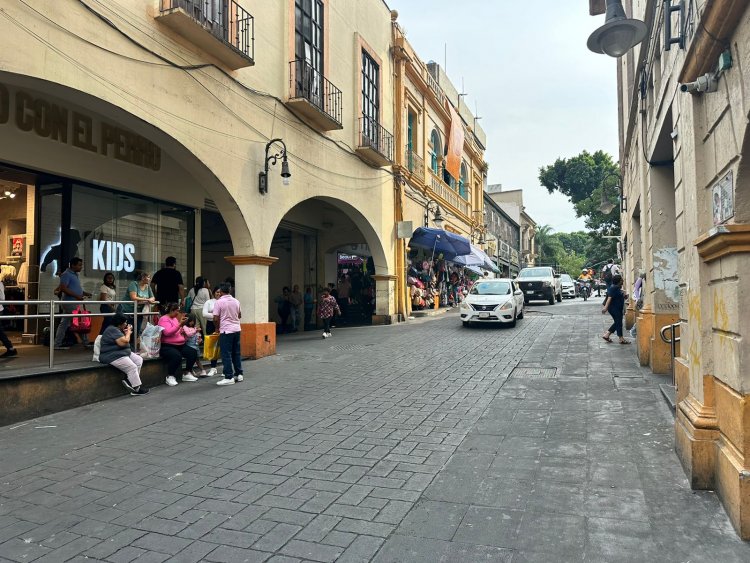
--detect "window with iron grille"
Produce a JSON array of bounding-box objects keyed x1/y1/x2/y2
[
  {"x1": 294, "y1": 0, "x2": 324, "y2": 103},
  {"x1": 361, "y1": 50, "x2": 380, "y2": 145}
]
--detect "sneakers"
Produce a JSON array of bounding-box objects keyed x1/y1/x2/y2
[
  {"x1": 216, "y1": 377, "x2": 235, "y2": 386},
  {"x1": 0, "y1": 348, "x2": 17, "y2": 358},
  {"x1": 131, "y1": 386, "x2": 149, "y2": 396},
  {"x1": 165, "y1": 375, "x2": 178, "y2": 386},
  {"x1": 206, "y1": 368, "x2": 218, "y2": 377},
  {"x1": 121, "y1": 379, "x2": 134, "y2": 392},
  {"x1": 322, "y1": 331, "x2": 331, "y2": 339},
  {"x1": 234, "y1": 374, "x2": 244, "y2": 382},
  {"x1": 181, "y1": 373, "x2": 198, "y2": 382}
]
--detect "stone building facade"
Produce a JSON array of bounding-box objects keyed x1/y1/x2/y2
[{"x1": 590, "y1": 0, "x2": 750, "y2": 537}]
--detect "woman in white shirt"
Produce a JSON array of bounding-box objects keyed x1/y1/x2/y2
[
  {"x1": 188, "y1": 277, "x2": 212, "y2": 335},
  {"x1": 201, "y1": 287, "x2": 221, "y2": 376},
  {"x1": 98, "y1": 272, "x2": 118, "y2": 335}
]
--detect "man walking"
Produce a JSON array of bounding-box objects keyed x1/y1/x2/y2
[
  {"x1": 289, "y1": 284, "x2": 303, "y2": 332},
  {"x1": 54, "y1": 257, "x2": 92, "y2": 350},
  {"x1": 151, "y1": 256, "x2": 185, "y2": 312},
  {"x1": 214, "y1": 283, "x2": 244, "y2": 386}
]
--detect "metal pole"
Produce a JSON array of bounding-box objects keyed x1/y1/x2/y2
[
  {"x1": 49, "y1": 300, "x2": 55, "y2": 369},
  {"x1": 133, "y1": 303, "x2": 138, "y2": 352}
]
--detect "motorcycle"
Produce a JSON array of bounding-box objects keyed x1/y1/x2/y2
[{"x1": 579, "y1": 281, "x2": 590, "y2": 301}]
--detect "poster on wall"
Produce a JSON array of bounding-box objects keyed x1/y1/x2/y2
[
  {"x1": 712, "y1": 170, "x2": 734, "y2": 225},
  {"x1": 8, "y1": 235, "x2": 25, "y2": 259}
]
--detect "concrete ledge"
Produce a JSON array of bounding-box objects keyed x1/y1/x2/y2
[
  {"x1": 0, "y1": 358, "x2": 170, "y2": 427},
  {"x1": 411, "y1": 307, "x2": 449, "y2": 318}
]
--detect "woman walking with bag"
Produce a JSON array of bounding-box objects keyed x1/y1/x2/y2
[{"x1": 602, "y1": 274, "x2": 629, "y2": 344}]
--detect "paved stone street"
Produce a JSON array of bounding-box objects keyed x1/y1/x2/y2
[{"x1": 1, "y1": 299, "x2": 749, "y2": 562}]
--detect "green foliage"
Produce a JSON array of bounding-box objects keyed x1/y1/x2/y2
[
  {"x1": 538, "y1": 150, "x2": 621, "y2": 236},
  {"x1": 533, "y1": 227, "x2": 616, "y2": 276}
]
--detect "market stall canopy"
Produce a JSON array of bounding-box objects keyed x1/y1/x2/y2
[
  {"x1": 452, "y1": 244, "x2": 501, "y2": 273},
  {"x1": 465, "y1": 265, "x2": 484, "y2": 276},
  {"x1": 408, "y1": 227, "x2": 471, "y2": 260}
]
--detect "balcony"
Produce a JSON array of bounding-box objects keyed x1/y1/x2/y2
[
  {"x1": 287, "y1": 59, "x2": 343, "y2": 131},
  {"x1": 156, "y1": 1, "x2": 255, "y2": 69},
  {"x1": 405, "y1": 147, "x2": 425, "y2": 183},
  {"x1": 356, "y1": 117, "x2": 394, "y2": 167},
  {"x1": 429, "y1": 169, "x2": 470, "y2": 217}
]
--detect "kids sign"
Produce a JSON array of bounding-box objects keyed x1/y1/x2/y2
[
  {"x1": 91, "y1": 239, "x2": 136, "y2": 273},
  {"x1": 0, "y1": 83, "x2": 161, "y2": 171}
]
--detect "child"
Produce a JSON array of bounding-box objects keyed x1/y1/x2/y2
[
  {"x1": 183, "y1": 313, "x2": 207, "y2": 376},
  {"x1": 318, "y1": 288, "x2": 341, "y2": 339}
]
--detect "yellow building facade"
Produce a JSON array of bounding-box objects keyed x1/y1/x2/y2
[
  {"x1": 590, "y1": 0, "x2": 750, "y2": 537},
  {"x1": 390, "y1": 14, "x2": 487, "y2": 317},
  {"x1": 0, "y1": 0, "x2": 400, "y2": 357}
]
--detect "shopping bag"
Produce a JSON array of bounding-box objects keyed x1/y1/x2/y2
[
  {"x1": 203, "y1": 333, "x2": 220, "y2": 361},
  {"x1": 139, "y1": 322, "x2": 164, "y2": 359},
  {"x1": 92, "y1": 335, "x2": 102, "y2": 362},
  {"x1": 71, "y1": 305, "x2": 92, "y2": 333}
]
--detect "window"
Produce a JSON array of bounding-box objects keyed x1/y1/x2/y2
[
  {"x1": 429, "y1": 129, "x2": 441, "y2": 174},
  {"x1": 361, "y1": 49, "x2": 380, "y2": 146},
  {"x1": 407, "y1": 111, "x2": 415, "y2": 152},
  {"x1": 459, "y1": 162, "x2": 468, "y2": 200},
  {"x1": 294, "y1": 0, "x2": 324, "y2": 103}
]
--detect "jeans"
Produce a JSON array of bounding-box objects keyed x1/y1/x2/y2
[
  {"x1": 0, "y1": 325, "x2": 12, "y2": 350},
  {"x1": 322, "y1": 317, "x2": 331, "y2": 333},
  {"x1": 55, "y1": 302, "x2": 88, "y2": 346},
  {"x1": 160, "y1": 343, "x2": 197, "y2": 376},
  {"x1": 219, "y1": 332, "x2": 243, "y2": 379},
  {"x1": 608, "y1": 309, "x2": 624, "y2": 337},
  {"x1": 290, "y1": 306, "x2": 301, "y2": 330}
]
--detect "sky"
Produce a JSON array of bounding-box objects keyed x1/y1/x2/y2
[{"x1": 390, "y1": 0, "x2": 619, "y2": 233}]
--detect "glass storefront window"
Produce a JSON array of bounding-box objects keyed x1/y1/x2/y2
[{"x1": 37, "y1": 182, "x2": 193, "y2": 305}]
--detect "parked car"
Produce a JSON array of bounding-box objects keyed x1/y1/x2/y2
[
  {"x1": 560, "y1": 274, "x2": 577, "y2": 299},
  {"x1": 516, "y1": 266, "x2": 562, "y2": 305},
  {"x1": 460, "y1": 278, "x2": 524, "y2": 327}
]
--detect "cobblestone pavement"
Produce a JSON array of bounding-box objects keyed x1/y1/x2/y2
[{"x1": 1, "y1": 299, "x2": 749, "y2": 562}]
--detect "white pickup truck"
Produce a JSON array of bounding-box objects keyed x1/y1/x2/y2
[{"x1": 515, "y1": 266, "x2": 562, "y2": 305}]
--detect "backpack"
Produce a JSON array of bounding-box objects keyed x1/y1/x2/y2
[
  {"x1": 184, "y1": 289, "x2": 195, "y2": 313},
  {"x1": 602, "y1": 265, "x2": 613, "y2": 283}
]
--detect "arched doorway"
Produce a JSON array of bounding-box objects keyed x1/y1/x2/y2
[{"x1": 268, "y1": 196, "x2": 392, "y2": 334}]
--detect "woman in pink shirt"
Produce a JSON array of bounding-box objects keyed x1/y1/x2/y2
[{"x1": 158, "y1": 302, "x2": 199, "y2": 387}]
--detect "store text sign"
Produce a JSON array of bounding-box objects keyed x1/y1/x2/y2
[
  {"x1": 0, "y1": 84, "x2": 161, "y2": 171},
  {"x1": 92, "y1": 239, "x2": 136, "y2": 273}
]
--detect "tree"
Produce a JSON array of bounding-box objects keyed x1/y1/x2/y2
[
  {"x1": 534, "y1": 225, "x2": 564, "y2": 266},
  {"x1": 538, "y1": 150, "x2": 621, "y2": 237}
]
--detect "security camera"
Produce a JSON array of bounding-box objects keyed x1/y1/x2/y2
[
  {"x1": 680, "y1": 73, "x2": 718, "y2": 94},
  {"x1": 670, "y1": 128, "x2": 678, "y2": 140}
]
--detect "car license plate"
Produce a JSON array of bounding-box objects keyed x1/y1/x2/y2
[
  {"x1": 479, "y1": 312, "x2": 490, "y2": 318},
  {"x1": 526, "y1": 290, "x2": 534, "y2": 294}
]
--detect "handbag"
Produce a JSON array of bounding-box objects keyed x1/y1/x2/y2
[
  {"x1": 203, "y1": 333, "x2": 220, "y2": 361},
  {"x1": 71, "y1": 305, "x2": 92, "y2": 333}
]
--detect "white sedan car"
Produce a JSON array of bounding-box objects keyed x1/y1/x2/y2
[{"x1": 460, "y1": 279, "x2": 524, "y2": 327}]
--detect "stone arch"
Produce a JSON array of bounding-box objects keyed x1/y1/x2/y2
[
  {"x1": 0, "y1": 71, "x2": 254, "y2": 255},
  {"x1": 732, "y1": 122, "x2": 750, "y2": 224}
]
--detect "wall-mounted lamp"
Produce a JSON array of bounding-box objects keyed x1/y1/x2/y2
[
  {"x1": 598, "y1": 170, "x2": 621, "y2": 215},
  {"x1": 587, "y1": 0, "x2": 647, "y2": 57},
  {"x1": 424, "y1": 199, "x2": 444, "y2": 228},
  {"x1": 259, "y1": 138, "x2": 291, "y2": 195}
]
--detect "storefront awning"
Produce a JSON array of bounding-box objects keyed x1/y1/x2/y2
[{"x1": 408, "y1": 227, "x2": 471, "y2": 260}]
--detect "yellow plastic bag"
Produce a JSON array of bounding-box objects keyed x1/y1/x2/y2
[{"x1": 203, "y1": 333, "x2": 220, "y2": 361}]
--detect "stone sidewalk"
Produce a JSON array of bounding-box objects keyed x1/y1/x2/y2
[{"x1": 0, "y1": 300, "x2": 748, "y2": 562}]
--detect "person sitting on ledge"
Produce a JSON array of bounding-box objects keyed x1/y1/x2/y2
[{"x1": 99, "y1": 312, "x2": 149, "y2": 396}]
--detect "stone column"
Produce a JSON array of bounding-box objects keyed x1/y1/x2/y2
[
  {"x1": 225, "y1": 255, "x2": 278, "y2": 359},
  {"x1": 371, "y1": 274, "x2": 397, "y2": 325}
]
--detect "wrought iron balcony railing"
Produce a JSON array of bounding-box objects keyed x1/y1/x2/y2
[
  {"x1": 289, "y1": 59, "x2": 343, "y2": 128},
  {"x1": 405, "y1": 147, "x2": 425, "y2": 182},
  {"x1": 358, "y1": 116, "x2": 394, "y2": 164},
  {"x1": 429, "y1": 169, "x2": 470, "y2": 217},
  {"x1": 159, "y1": 0, "x2": 254, "y2": 63}
]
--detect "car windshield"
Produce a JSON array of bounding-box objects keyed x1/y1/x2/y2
[
  {"x1": 561, "y1": 274, "x2": 573, "y2": 282},
  {"x1": 470, "y1": 281, "x2": 511, "y2": 296},
  {"x1": 518, "y1": 268, "x2": 550, "y2": 278}
]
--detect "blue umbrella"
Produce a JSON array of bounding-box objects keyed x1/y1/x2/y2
[{"x1": 408, "y1": 227, "x2": 471, "y2": 260}]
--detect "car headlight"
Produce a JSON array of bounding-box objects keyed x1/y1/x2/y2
[
  {"x1": 542, "y1": 281, "x2": 552, "y2": 287},
  {"x1": 460, "y1": 302, "x2": 471, "y2": 310},
  {"x1": 498, "y1": 301, "x2": 513, "y2": 311}
]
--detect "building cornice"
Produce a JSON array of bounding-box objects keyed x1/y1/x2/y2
[{"x1": 695, "y1": 224, "x2": 750, "y2": 263}]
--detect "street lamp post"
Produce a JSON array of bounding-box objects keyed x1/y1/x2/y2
[{"x1": 259, "y1": 138, "x2": 291, "y2": 195}]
